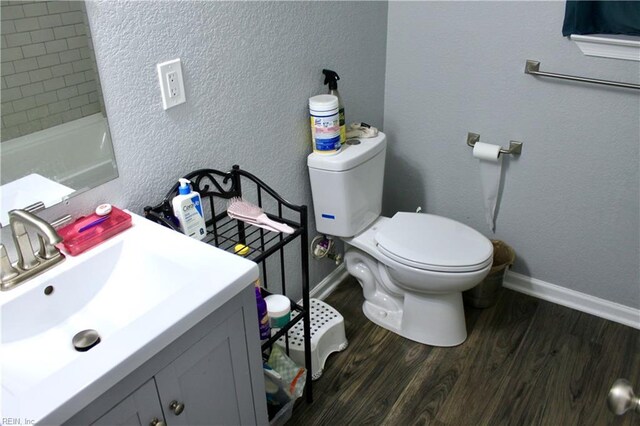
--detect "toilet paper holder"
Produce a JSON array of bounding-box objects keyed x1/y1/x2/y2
[{"x1": 466, "y1": 132, "x2": 523, "y2": 156}]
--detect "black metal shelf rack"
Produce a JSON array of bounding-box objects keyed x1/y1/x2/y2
[{"x1": 143, "y1": 165, "x2": 312, "y2": 404}]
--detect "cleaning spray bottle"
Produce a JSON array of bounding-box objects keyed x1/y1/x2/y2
[
  {"x1": 172, "y1": 178, "x2": 206, "y2": 240},
  {"x1": 322, "y1": 69, "x2": 345, "y2": 145}
]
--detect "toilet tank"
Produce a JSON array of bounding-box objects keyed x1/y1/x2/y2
[{"x1": 307, "y1": 132, "x2": 387, "y2": 237}]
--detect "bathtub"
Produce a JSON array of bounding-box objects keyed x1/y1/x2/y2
[{"x1": 1, "y1": 113, "x2": 118, "y2": 191}]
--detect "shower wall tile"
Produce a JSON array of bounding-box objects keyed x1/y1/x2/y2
[{"x1": 1, "y1": 1, "x2": 102, "y2": 142}]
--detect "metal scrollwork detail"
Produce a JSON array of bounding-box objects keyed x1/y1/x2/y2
[{"x1": 190, "y1": 170, "x2": 235, "y2": 198}]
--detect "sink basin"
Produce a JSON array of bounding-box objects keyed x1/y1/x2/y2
[
  {"x1": 2, "y1": 240, "x2": 186, "y2": 343},
  {"x1": 1, "y1": 211, "x2": 258, "y2": 424}
]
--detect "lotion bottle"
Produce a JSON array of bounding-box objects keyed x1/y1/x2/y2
[{"x1": 172, "y1": 178, "x2": 206, "y2": 240}]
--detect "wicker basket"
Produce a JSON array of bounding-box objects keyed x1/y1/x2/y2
[{"x1": 463, "y1": 240, "x2": 515, "y2": 308}]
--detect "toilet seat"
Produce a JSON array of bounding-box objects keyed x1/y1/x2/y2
[{"x1": 375, "y1": 212, "x2": 493, "y2": 273}]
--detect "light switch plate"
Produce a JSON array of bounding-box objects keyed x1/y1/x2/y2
[{"x1": 157, "y1": 58, "x2": 186, "y2": 110}]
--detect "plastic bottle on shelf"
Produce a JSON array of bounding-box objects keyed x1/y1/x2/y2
[
  {"x1": 172, "y1": 178, "x2": 206, "y2": 240},
  {"x1": 264, "y1": 294, "x2": 291, "y2": 329},
  {"x1": 255, "y1": 280, "x2": 271, "y2": 343},
  {"x1": 309, "y1": 94, "x2": 340, "y2": 155}
]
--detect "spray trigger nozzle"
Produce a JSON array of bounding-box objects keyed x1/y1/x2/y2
[{"x1": 322, "y1": 69, "x2": 340, "y2": 90}]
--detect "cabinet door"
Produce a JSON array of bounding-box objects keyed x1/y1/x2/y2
[
  {"x1": 155, "y1": 309, "x2": 258, "y2": 426},
  {"x1": 91, "y1": 379, "x2": 165, "y2": 426}
]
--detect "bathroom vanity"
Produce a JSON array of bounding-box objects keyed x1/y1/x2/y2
[
  {"x1": 0, "y1": 213, "x2": 267, "y2": 425},
  {"x1": 65, "y1": 286, "x2": 267, "y2": 425}
]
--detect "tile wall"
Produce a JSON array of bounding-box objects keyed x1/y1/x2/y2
[{"x1": 1, "y1": 1, "x2": 103, "y2": 142}]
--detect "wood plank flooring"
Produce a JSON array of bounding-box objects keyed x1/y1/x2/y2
[{"x1": 287, "y1": 277, "x2": 640, "y2": 425}]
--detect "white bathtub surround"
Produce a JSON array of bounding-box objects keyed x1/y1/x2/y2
[
  {"x1": 0, "y1": 173, "x2": 74, "y2": 225},
  {"x1": 0, "y1": 113, "x2": 117, "y2": 200}
]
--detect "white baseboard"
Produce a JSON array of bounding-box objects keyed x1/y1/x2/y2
[
  {"x1": 309, "y1": 264, "x2": 349, "y2": 301},
  {"x1": 503, "y1": 271, "x2": 640, "y2": 330},
  {"x1": 309, "y1": 267, "x2": 639, "y2": 330}
]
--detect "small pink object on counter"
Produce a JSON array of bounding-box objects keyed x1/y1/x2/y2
[{"x1": 57, "y1": 206, "x2": 132, "y2": 256}]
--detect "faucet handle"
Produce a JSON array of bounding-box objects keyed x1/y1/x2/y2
[
  {"x1": 9, "y1": 209, "x2": 62, "y2": 269},
  {"x1": 23, "y1": 201, "x2": 45, "y2": 214},
  {"x1": 0, "y1": 244, "x2": 19, "y2": 284},
  {"x1": 11, "y1": 220, "x2": 40, "y2": 270}
]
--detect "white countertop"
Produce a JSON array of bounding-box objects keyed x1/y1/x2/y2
[{"x1": 0, "y1": 212, "x2": 259, "y2": 424}]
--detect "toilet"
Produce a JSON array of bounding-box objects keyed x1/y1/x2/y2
[{"x1": 307, "y1": 133, "x2": 493, "y2": 347}]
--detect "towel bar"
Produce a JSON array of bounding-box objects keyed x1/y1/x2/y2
[{"x1": 525, "y1": 60, "x2": 640, "y2": 90}]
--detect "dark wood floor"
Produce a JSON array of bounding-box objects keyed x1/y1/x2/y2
[{"x1": 287, "y1": 277, "x2": 640, "y2": 425}]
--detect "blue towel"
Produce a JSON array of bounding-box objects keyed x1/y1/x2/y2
[{"x1": 562, "y1": 1, "x2": 640, "y2": 36}]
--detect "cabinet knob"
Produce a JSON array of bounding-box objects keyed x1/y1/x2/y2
[
  {"x1": 169, "y1": 400, "x2": 185, "y2": 415},
  {"x1": 149, "y1": 418, "x2": 166, "y2": 426}
]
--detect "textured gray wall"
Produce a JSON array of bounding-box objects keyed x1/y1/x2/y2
[
  {"x1": 384, "y1": 2, "x2": 639, "y2": 307},
  {"x1": 36, "y1": 0, "x2": 387, "y2": 300}
]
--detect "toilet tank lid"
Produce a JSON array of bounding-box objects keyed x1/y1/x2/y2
[{"x1": 307, "y1": 132, "x2": 386, "y2": 172}]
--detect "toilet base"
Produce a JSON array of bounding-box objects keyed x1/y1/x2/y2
[
  {"x1": 345, "y1": 242, "x2": 473, "y2": 347},
  {"x1": 362, "y1": 300, "x2": 403, "y2": 334},
  {"x1": 362, "y1": 291, "x2": 468, "y2": 347}
]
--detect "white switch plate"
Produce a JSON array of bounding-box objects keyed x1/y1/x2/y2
[{"x1": 157, "y1": 58, "x2": 186, "y2": 110}]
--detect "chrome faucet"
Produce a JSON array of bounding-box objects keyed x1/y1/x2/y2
[{"x1": 0, "y1": 208, "x2": 69, "y2": 291}]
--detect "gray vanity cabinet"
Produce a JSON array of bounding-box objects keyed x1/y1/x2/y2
[
  {"x1": 91, "y1": 380, "x2": 164, "y2": 426},
  {"x1": 154, "y1": 309, "x2": 258, "y2": 426},
  {"x1": 65, "y1": 285, "x2": 268, "y2": 426}
]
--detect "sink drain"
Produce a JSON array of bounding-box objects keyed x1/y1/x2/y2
[{"x1": 72, "y1": 329, "x2": 101, "y2": 352}]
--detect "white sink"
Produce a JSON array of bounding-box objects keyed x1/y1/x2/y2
[
  {"x1": 2, "y1": 240, "x2": 187, "y2": 343},
  {"x1": 0, "y1": 212, "x2": 258, "y2": 424}
]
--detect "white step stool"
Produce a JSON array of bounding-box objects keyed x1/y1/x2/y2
[{"x1": 277, "y1": 298, "x2": 348, "y2": 380}]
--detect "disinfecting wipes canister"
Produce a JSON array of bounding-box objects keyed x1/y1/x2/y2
[{"x1": 309, "y1": 94, "x2": 341, "y2": 155}]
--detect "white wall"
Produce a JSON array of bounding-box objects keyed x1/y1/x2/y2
[
  {"x1": 384, "y1": 1, "x2": 639, "y2": 308},
  {"x1": 36, "y1": 0, "x2": 388, "y2": 301}
]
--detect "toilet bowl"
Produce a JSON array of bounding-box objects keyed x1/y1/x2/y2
[
  {"x1": 343, "y1": 215, "x2": 491, "y2": 346},
  {"x1": 307, "y1": 132, "x2": 493, "y2": 347}
]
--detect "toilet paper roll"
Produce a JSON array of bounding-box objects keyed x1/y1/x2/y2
[
  {"x1": 472, "y1": 141, "x2": 501, "y2": 161},
  {"x1": 473, "y1": 142, "x2": 502, "y2": 232}
]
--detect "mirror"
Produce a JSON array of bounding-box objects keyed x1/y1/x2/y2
[{"x1": 0, "y1": 0, "x2": 118, "y2": 225}]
